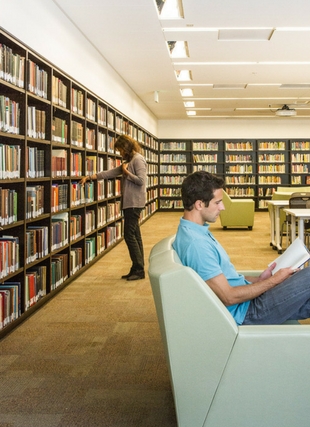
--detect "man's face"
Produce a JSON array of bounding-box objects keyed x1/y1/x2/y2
[{"x1": 201, "y1": 188, "x2": 225, "y2": 223}]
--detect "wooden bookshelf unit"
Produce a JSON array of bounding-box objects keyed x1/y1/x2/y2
[{"x1": 0, "y1": 28, "x2": 158, "y2": 337}]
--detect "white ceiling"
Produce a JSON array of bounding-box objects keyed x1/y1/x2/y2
[{"x1": 53, "y1": 0, "x2": 310, "y2": 120}]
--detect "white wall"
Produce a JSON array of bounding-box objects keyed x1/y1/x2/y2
[
  {"x1": 158, "y1": 119, "x2": 310, "y2": 139},
  {"x1": 0, "y1": 0, "x2": 158, "y2": 136}
]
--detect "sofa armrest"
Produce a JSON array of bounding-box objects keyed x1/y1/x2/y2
[{"x1": 238, "y1": 270, "x2": 262, "y2": 277}]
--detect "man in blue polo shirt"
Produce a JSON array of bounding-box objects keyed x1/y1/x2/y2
[{"x1": 173, "y1": 170, "x2": 310, "y2": 325}]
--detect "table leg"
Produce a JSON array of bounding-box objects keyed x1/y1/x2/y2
[{"x1": 275, "y1": 206, "x2": 283, "y2": 253}]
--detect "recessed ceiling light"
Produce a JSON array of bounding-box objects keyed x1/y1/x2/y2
[
  {"x1": 180, "y1": 88, "x2": 193, "y2": 96},
  {"x1": 167, "y1": 41, "x2": 189, "y2": 58},
  {"x1": 175, "y1": 70, "x2": 192, "y2": 81},
  {"x1": 186, "y1": 111, "x2": 196, "y2": 116},
  {"x1": 157, "y1": 0, "x2": 184, "y2": 19},
  {"x1": 184, "y1": 101, "x2": 195, "y2": 107}
]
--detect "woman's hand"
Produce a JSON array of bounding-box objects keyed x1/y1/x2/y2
[
  {"x1": 122, "y1": 163, "x2": 129, "y2": 175},
  {"x1": 79, "y1": 176, "x2": 89, "y2": 185}
]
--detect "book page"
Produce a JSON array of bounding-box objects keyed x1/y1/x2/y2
[{"x1": 269, "y1": 238, "x2": 310, "y2": 274}]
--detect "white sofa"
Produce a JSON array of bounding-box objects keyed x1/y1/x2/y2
[{"x1": 148, "y1": 235, "x2": 310, "y2": 427}]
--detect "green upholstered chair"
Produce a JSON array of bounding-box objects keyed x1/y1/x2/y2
[
  {"x1": 219, "y1": 190, "x2": 255, "y2": 230},
  {"x1": 148, "y1": 235, "x2": 310, "y2": 427}
]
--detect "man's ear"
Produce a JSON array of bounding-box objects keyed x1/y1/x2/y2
[{"x1": 194, "y1": 199, "x2": 204, "y2": 210}]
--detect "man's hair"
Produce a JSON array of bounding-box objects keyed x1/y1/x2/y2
[
  {"x1": 114, "y1": 135, "x2": 141, "y2": 161},
  {"x1": 181, "y1": 171, "x2": 225, "y2": 211}
]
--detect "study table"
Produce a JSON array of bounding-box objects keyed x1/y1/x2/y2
[
  {"x1": 282, "y1": 208, "x2": 310, "y2": 245},
  {"x1": 266, "y1": 200, "x2": 289, "y2": 254}
]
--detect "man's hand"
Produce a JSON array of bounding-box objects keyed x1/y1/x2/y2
[{"x1": 259, "y1": 262, "x2": 276, "y2": 280}]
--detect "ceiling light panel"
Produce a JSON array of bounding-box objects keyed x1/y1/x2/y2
[
  {"x1": 213, "y1": 84, "x2": 247, "y2": 89},
  {"x1": 280, "y1": 84, "x2": 310, "y2": 89},
  {"x1": 218, "y1": 28, "x2": 274, "y2": 41}
]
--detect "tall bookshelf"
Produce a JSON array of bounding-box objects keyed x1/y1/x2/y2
[
  {"x1": 0, "y1": 28, "x2": 158, "y2": 337},
  {"x1": 158, "y1": 138, "x2": 310, "y2": 211}
]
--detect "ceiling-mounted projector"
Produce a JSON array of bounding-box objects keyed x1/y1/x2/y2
[{"x1": 275, "y1": 104, "x2": 297, "y2": 117}]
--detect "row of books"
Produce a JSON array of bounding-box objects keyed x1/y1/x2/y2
[
  {"x1": 51, "y1": 183, "x2": 68, "y2": 213},
  {"x1": 71, "y1": 120, "x2": 83, "y2": 147},
  {"x1": 193, "y1": 154, "x2": 217, "y2": 162},
  {"x1": 0, "y1": 282, "x2": 21, "y2": 330},
  {"x1": 0, "y1": 236, "x2": 19, "y2": 279},
  {"x1": 227, "y1": 165, "x2": 253, "y2": 173},
  {"x1": 226, "y1": 187, "x2": 255, "y2": 197},
  {"x1": 25, "y1": 226, "x2": 49, "y2": 265},
  {"x1": 160, "y1": 165, "x2": 188, "y2": 174},
  {"x1": 27, "y1": 146, "x2": 45, "y2": 178},
  {"x1": 86, "y1": 99, "x2": 96, "y2": 122},
  {"x1": 26, "y1": 185, "x2": 44, "y2": 219},
  {"x1": 51, "y1": 212, "x2": 69, "y2": 251},
  {"x1": 107, "y1": 201, "x2": 121, "y2": 223},
  {"x1": 52, "y1": 149, "x2": 67, "y2": 177},
  {"x1": 0, "y1": 143, "x2": 21, "y2": 179},
  {"x1": 106, "y1": 223, "x2": 122, "y2": 248},
  {"x1": 0, "y1": 96, "x2": 20, "y2": 134},
  {"x1": 52, "y1": 116, "x2": 68, "y2": 143},
  {"x1": 70, "y1": 247, "x2": 82, "y2": 275},
  {"x1": 25, "y1": 266, "x2": 47, "y2": 311},
  {"x1": 70, "y1": 215, "x2": 82, "y2": 242},
  {"x1": 85, "y1": 237, "x2": 96, "y2": 264},
  {"x1": 51, "y1": 253, "x2": 68, "y2": 291},
  {"x1": 160, "y1": 188, "x2": 182, "y2": 197},
  {"x1": 27, "y1": 106, "x2": 46, "y2": 139},
  {"x1": 160, "y1": 175, "x2": 185, "y2": 185},
  {"x1": 71, "y1": 88, "x2": 84, "y2": 116},
  {"x1": 0, "y1": 187, "x2": 17, "y2": 226},
  {"x1": 0, "y1": 43, "x2": 25, "y2": 88},
  {"x1": 85, "y1": 210, "x2": 96, "y2": 234},
  {"x1": 28, "y1": 60, "x2": 48, "y2": 99},
  {"x1": 52, "y1": 76, "x2": 67, "y2": 108},
  {"x1": 193, "y1": 165, "x2": 217, "y2": 173},
  {"x1": 160, "y1": 154, "x2": 187, "y2": 163},
  {"x1": 85, "y1": 127, "x2": 96, "y2": 149},
  {"x1": 71, "y1": 152, "x2": 83, "y2": 177}
]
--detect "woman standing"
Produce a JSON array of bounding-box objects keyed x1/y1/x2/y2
[{"x1": 80, "y1": 135, "x2": 147, "y2": 280}]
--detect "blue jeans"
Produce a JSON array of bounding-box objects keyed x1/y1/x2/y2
[
  {"x1": 123, "y1": 208, "x2": 144, "y2": 274},
  {"x1": 242, "y1": 267, "x2": 310, "y2": 324}
]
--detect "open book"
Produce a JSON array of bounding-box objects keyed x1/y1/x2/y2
[{"x1": 270, "y1": 238, "x2": 310, "y2": 274}]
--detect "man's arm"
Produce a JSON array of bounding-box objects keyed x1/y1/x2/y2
[{"x1": 206, "y1": 266, "x2": 295, "y2": 306}]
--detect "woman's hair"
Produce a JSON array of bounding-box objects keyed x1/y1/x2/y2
[
  {"x1": 114, "y1": 135, "x2": 141, "y2": 161},
  {"x1": 182, "y1": 171, "x2": 225, "y2": 211}
]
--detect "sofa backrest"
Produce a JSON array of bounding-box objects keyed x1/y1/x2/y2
[{"x1": 148, "y1": 235, "x2": 238, "y2": 427}]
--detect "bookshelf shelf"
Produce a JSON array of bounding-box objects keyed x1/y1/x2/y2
[{"x1": 0, "y1": 28, "x2": 158, "y2": 337}]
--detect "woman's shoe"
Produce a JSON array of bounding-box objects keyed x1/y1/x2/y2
[{"x1": 127, "y1": 272, "x2": 145, "y2": 281}]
